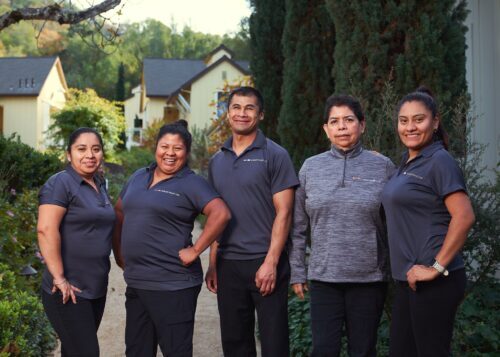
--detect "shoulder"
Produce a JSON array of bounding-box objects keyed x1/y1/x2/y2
[
  {"x1": 43, "y1": 170, "x2": 73, "y2": 190},
  {"x1": 364, "y1": 150, "x2": 393, "y2": 164},
  {"x1": 301, "y1": 151, "x2": 330, "y2": 170},
  {"x1": 265, "y1": 138, "x2": 289, "y2": 156},
  {"x1": 429, "y1": 148, "x2": 463, "y2": 174}
]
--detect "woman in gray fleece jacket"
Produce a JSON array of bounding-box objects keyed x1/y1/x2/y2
[{"x1": 289, "y1": 95, "x2": 395, "y2": 357}]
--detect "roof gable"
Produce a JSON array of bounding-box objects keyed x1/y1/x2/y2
[{"x1": 0, "y1": 57, "x2": 60, "y2": 96}]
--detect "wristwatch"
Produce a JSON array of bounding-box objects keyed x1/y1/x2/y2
[{"x1": 431, "y1": 260, "x2": 449, "y2": 276}]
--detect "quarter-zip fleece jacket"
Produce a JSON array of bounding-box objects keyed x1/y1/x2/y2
[{"x1": 289, "y1": 143, "x2": 395, "y2": 284}]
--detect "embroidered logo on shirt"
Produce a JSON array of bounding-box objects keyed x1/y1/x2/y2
[
  {"x1": 243, "y1": 159, "x2": 267, "y2": 163},
  {"x1": 154, "y1": 189, "x2": 180, "y2": 196},
  {"x1": 403, "y1": 172, "x2": 424, "y2": 180},
  {"x1": 351, "y1": 176, "x2": 383, "y2": 183}
]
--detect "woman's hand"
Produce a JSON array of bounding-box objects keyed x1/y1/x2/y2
[
  {"x1": 179, "y1": 246, "x2": 200, "y2": 266},
  {"x1": 406, "y1": 265, "x2": 440, "y2": 291},
  {"x1": 292, "y1": 283, "x2": 308, "y2": 300},
  {"x1": 52, "y1": 278, "x2": 82, "y2": 304}
]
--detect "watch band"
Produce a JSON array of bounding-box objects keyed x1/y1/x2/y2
[{"x1": 432, "y1": 260, "x2": 449, "y2": 276}]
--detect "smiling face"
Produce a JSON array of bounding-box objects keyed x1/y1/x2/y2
[
  {"x1": 67, "y1": 132, "x2": 103, "y2": 178},
  {"x1": 227, "y1": 94, "x2": 264, "y2": 136},
  {"x1": 155, "y1": 133, "x2": 188, "y2": 178},
  {"x1": 397, "y1": 100, "x2": 439, "y2": 159},
  {"x1": 323, "y1": 105, "x2": 365, "y2": 151}
]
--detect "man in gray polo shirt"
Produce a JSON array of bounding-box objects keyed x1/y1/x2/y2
[{"x1": 206, "y1": 87, "x2": 298, "y2": 357}]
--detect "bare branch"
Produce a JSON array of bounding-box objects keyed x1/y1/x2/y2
[{"x1": 0, "y1": 0, "x2": 122, "y2": 31}]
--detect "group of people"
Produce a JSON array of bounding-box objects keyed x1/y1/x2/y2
[{"x1": 37, "y1": 86, "x2": 475, "y2": 357}]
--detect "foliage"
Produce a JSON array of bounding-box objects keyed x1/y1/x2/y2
[
  {"x1": 114, "y1": 147, "x2": 154, "y2": 177},
  {"x1": 190, "y1": 126, "x2": 210, "y2": 178},
  {"x1": 0, "y1": 264, "x2": 56, "y2": 357},
  {"x1": 278, "y1": 0, "x2": 335, "y2": 169},
  {"x1": 249, "y1": 0, "x2": 285, "y2": 142},
  {"x1": 0, "y1": 134, "x2": 62, "y2": 195},
  {"x1": 141, "y1": 117, "x2": 167, "y2": 152},
  {"x1": 288, "y1": 290, "x2": 312, "y2": 357},
  {"x1": 49, "y1": 88, "x2": 125, "y2": 160},
  {"x1": 326, "y1": 0, "x2": 468, "y2": 155}
]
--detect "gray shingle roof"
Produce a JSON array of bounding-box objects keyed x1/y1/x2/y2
[
  {"x1": 0, "y1": 57, "x2": 58, "y2": 96},
  {"x1": 143, "y1": 58, "x2": 250, "y2": 97}
]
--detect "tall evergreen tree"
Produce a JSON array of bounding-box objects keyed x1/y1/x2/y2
[
  {"x1": 249, "y1": 0, "x2": 286, "y2": 142},
  {"x1": 115, "y1": 62, "x2": 125, "y2": 102},
  {"x1": 326, "y1": 0, "x2": 468, "y2": 159},
  {"x1": 278, "y1": 0, "x2": 335, "y2": 169}
]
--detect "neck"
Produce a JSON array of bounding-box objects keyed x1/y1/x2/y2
[{"x1": 232, "y1": 130, "x2": 258, "y2": 156}]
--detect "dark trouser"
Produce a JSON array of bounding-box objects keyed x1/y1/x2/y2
[
  {"x1": 389, "y1": 268, "x2": 466, "y2": 357},
  {"x1": 42, "y1": 290, "x2": 106, "y2": 357},
  {"x1": 217, "y1": 255, "x2": 290, "y2": 357},
  {"x1": 125, "y1": 285, "x2": 201, "y2": 357},
  {"x1": 309, "y1": 280, "x2": 388, "y2": 357}
]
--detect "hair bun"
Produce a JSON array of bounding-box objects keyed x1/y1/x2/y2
[
  {"x1": 415, "y1": 85, "x2": 434, "y2": 99},
  {"x1": 173, "y1": 119, "x2": 188, "y2": 129}
]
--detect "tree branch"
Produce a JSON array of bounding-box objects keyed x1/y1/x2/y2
[{"x1": 0, "y1": 0, "x2": 122, "y2": 31}]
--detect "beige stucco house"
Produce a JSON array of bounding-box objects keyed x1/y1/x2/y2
[
  {"x1": 124, "y1": 45, "x2": 250, "y2": 147},
  {"x1": 0, "y1": 57, "x2": 68, "y2": 150}
]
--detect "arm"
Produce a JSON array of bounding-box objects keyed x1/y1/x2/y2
[
  {"x1": 255, "y1": 188, "x2": 295, "y2": 296},
  {"x1": 407, "y1": 191, "x2": 475, "y2": 290},
  {"x1": 205, "y1": 241, "x2": 219, "y2": 293},
  {"x1": 179, "y1": 198, "x2": 231, "y2": 266},
  {"x1": 112, "y1": 198, "x2": 125, "y2": 269},
  {"x1": 37, "y1": 204, "x2": 81, "y2": 303}
]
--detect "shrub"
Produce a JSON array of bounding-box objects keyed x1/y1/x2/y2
[
  {"x1": 0, "y1": 135, "x2": 62, "y2": 195},
  {"x1": 0, "y1": 265, "x2": 55, "y2": 356}
]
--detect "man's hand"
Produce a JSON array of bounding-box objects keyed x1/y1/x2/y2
[
  {"x1": 205, "y1": 265, "x2": 217, "y2": 293},
  {"x1": 406, "y1": 264, "x2": 440, "y2": 291},
  {"x1": 255, "y1": 260, "x2": 277, "y2": 296}
]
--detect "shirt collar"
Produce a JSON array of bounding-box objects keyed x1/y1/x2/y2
[
  {"x1": 222, "y1": 129, "x2": 267, "y2": 153},
  {"x1": 64, "y1": 163, "x2": 104, "y2": 186},
  {"x1": 401, "y1": 140, "x2": 444, "y2": 163},
  {"x1": 146, "y1": 162, "x2": 192, "y2": 178},
  {"x1": 329, "y1": 140, "x2": 363, "y2": 159}
]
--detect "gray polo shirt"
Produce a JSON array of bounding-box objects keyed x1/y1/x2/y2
[
  {"x1": 208, "y1": 130, "x2": 299, "y2": 260},
  {"x1": 290, "y1": 143, "x2": 394, "y2": 284},
  {"x1": 39, "y1": 165, "x2": 115, "y2": 299},
  {"x1": 120, "y1": 164, "x2": 218, "y2": 291},
  {"x1": 381, "y1": 141, "x2": 467, "y2": 281}
]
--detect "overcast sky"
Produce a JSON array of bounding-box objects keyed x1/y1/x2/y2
[{"x1": 101, "y1": 0, "x2": 252, "y2": 35}]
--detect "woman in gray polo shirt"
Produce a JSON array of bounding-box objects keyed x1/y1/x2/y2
[
  {"x1": 38, "y1": 127, "x2": 115, "y2": 356},
  {"x1": 113, "y1": 120, "x2": 230, "y2": 357},
  {"x1": 382, "y1": 87, "x2": 475, "y2": 356},
  {"x1": 289, "y1": 95, "x2": 394, "y2": 356}
]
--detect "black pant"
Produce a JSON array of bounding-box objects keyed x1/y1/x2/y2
[
  {"x1": 389, "y1": 269, "x2": 466, "y2": 357},
  {"x1": 216, "y1": 255, "x2": 290, "y2": 357},
  {"x1": 42, "y1": 290, "x2": 106, "y2": 357},
  {"x1": 125, "y1": 285, "x2": 201, "y2": 357},
  {"x1": 309, "y1": 281, "x2": 387, "y2": 357}
]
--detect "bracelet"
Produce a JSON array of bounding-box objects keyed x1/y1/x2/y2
[{"x1": 53, "y1": 279, "x2": 67, "y2": 286}]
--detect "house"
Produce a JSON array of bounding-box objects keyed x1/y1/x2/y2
[
  {"x1": 124, "y1": 45, "x2": 250, "y2": 147},
  {"x1": 0, "y1": 57, "x2": 68, "y2": 150},
  {"x1": 465, "y1": 0, "x2": 499, "y2": 179}
]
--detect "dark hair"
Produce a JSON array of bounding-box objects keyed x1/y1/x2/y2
[
  {"x1": 156, "y1": 119, "x2": 192, "y2": 152},
  {"x1": 227, "y1": 86, "x2": 264, "y2": 114},
  {"x1": 67, "y1": 127, "x2": 104, "y2": 153},
  {"x1": 323, "y1": 94, "x2": 365, "y2": 123},
  {"x1": 396, "y1": 86, "x2": 449, "y2": 150}
]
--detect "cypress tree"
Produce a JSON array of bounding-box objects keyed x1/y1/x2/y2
[
  {"x1": 249, "y1": 0, "x2": 286, "y2": 142},
  {"x1": 326, "y1": 0, "x2": 468, "y2": 159},
  {"x1": 115, "y1": 62, "x2": 126, "y2": 102},
  {"x1": 278, "y1": 0, "x2": 335, "y2": 169}
]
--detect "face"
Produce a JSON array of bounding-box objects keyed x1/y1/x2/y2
[
  {"x1": 323, "y1": 105, "x2": 365, "y2": 150},
  {"x1": 397, "y1": 101, "x2": 439, "y2": 158},
  {"x1": 67, "y1": 133, "x2": 104, "y2": 178},
  {"x1": 227, "y1": 94, "x2": 264, "y2": 135},
  {"x1": 155, "y1": 133, "x2": 188, "y2": 177}
]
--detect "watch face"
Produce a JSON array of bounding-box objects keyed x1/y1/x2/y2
[{"x1": 443, "y1": 270, "x2": 449, "y2": 276}]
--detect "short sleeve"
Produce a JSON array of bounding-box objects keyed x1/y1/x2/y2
[
  {"x1": 38, "y1": 173, "x2": 71, "y2": 208},
  {"x1": 431, "y1": 152, "x2": 467, "y2": 198},
  {"x1": 119, "y1": 168, "x2": 145, "y2": 199},
  {"x1": 269, "y1": 146, "x2": 299, "y2": 195},
  {"x1": 187, "y1": 175, "x2": 220, "y2": 213}
]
